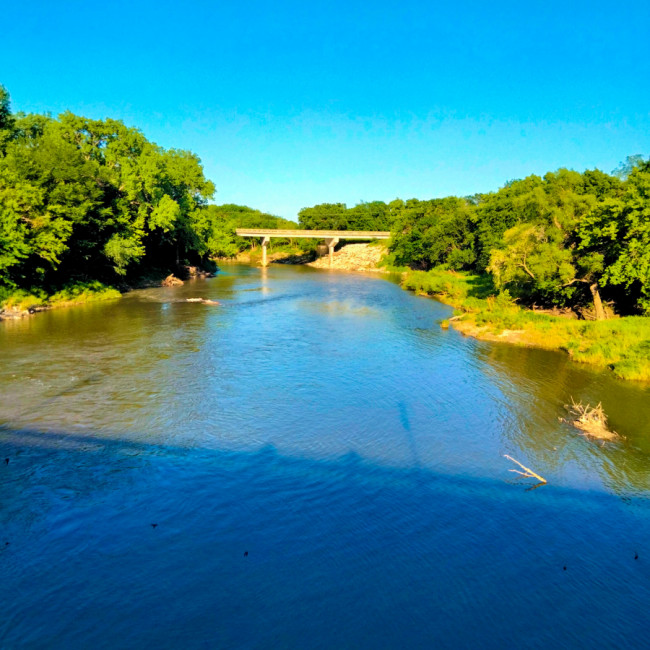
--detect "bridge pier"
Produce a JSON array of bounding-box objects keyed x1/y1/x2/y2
[
  {"x1": 261, "y1": 236, "x2": 271, "y2": 267},
  {"x1": 324, "y1": 238, "x2": 339, "y2": 267}
]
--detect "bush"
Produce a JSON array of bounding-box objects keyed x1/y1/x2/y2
[{"x1": 1, "y1": 289, "x2": 46, "y2": 311}]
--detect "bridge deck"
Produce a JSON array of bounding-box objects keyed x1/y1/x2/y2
[{"x1": 236, "y1": 228, "x2": 391, "y2": 240}]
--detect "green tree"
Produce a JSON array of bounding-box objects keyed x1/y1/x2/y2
[
  {"x1": 473, "y1": 175, "x2": 545, "y2": 270},
  {"x1": 298, "y1": 203, "x2": 348, "y2": 230},
  {"x1": 484, "y1": 168, "x2": 622, "y2": 316},
  {"x1": 0, "y1": 89, "x2": 216, "y2": 290},
  {"x1": 390, "y1": 197, "x2": 476, "y2": 270},
  {"x1": 578, "y1": 160, "x2": 650, "y2": 314},
  {"x1": 0, "y1": 84, "x2": 15, "y2": 153},
  {"x1": 488, "y1": 223, "x2": 577, "y2": 307}
]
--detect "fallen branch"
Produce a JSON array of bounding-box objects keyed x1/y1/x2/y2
[{"x1": 504, "y1": 454, "x2": 547, "y2": 484}]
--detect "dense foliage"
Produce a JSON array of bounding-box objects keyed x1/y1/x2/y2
[
  {"x1": 298, "y1": 201, "x2": 393, "y2": 231},
  {"x1": 298, "y1": 159, "x2": 650, "y2": 318},
  {"x1": 0, "y1": 85, "x2": 296, "y2": 303}
]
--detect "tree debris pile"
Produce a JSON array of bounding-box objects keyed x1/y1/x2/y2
[
  {"x1": 562, "y1": 399, "x2": 619, "y2": 440},
  {"x1": 162, "y1": 274, "x2": 184, "y2": 287}
]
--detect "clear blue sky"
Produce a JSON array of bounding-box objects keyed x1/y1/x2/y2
[{"x1": 3, "y1": 0, "x2": 649, "y2": 219}]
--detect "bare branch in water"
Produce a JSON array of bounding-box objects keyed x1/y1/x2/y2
[{"x1": 504, "y1": 455, "x2": 547, "y2": 484}]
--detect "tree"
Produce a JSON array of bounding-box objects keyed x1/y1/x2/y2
[
  {"x1": 0, "y1": 87, "x2": 217, "y2": 290},
  {"x1": 488, "y1": 224, "x2": 577, "y2": 307},
  {"x1": 390, "y1": 197, "x2": 476, "y2": 270},
  {"x1": 298, "y1": 203, "x2": 348, "y2": 230},
  {"x1": 473, "y1": 175, "x2": 545, "y2": 270},
  {"x1": 577, "y1": 160, "x2": 650, "y2": 314},
  {"x1": 484, "y1": 168, "x2": 621, "y2": 316},
  {"x1": 0, "y1": 84, "x2": 15, "y2": 153}
]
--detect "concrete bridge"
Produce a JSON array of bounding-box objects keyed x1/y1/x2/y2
[{"x1": 235, "y1": 228, "x2": 391, "y2": 266}]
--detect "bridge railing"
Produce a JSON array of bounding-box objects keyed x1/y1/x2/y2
[{"x1": 235, "y1": 228, "x2": 391, "y2": 239}]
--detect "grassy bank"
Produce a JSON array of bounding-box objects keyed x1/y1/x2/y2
[
  {"x1": 0, "y1": 281, "x2": 122, "y2": 319},
  {"x1": 403, "y1": 269, "x2": 650, "y2": 382}
]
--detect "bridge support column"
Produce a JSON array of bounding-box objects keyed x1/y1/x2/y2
[
  {"x1": 261, "y1": 236, "x2": 271, "y2": 267},
  {"x1": 324, "y1": 238, "x2": 339, "y2": 267}
]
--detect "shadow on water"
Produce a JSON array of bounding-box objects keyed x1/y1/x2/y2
[
  {"x1": 4, "y1": 264, "x2": 650, "y2": 648},
  {"x1": 2, "y1": 424, "x2": 650, "y2": 649}
]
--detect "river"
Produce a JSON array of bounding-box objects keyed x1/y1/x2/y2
[{"x1": 1, "y1": 263, "x2": 650, "y2": 648}]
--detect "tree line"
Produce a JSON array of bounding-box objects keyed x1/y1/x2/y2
[
  {"x1": 2, "y1": 82, "x2": 648, "y2": 319},
  {"x1": 0, "y1": 85, "x2": 292, "y2": 301},
  {"x1": 298, "y1": 159, "x2": 650, "y2": 319}
]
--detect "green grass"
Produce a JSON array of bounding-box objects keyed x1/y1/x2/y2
[
  {"x1": 48, "y1": 281, "x2": 122, "y2": 306},
  {"x1": 1, "y1": 289, "x2": 47, "y2": 312},
  {"x1": 402, "y1": 268, "x2": 650, "y2": 382},
  {"x1": 402, "y1": 268, "x2": 495, "y2": 303},
  {"x1": 1, "y1": 281, "x2": 121, "y2": 314}
]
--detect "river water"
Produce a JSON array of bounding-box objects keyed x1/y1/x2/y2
[{"x1": 1, "y1": 263, "x2": 650, "y2": 649}]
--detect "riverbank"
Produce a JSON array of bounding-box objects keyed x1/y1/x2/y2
[
  {"x1": 0, "y1": 265, "x2": 216, "y2": 321},
  {"x1": 0, "y1": 282, "x2": 122, "y2": 320},
  {"x1": 402, "y1": 269, "x2": 650, "y2": 382}
]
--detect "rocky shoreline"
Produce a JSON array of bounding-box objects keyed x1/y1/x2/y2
[{"x1": 306, "y1": 243, "x2": 388, "y2": 272}]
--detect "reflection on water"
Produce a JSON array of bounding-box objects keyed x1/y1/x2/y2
[{"x1": 1, "y1": 263, "x2": 650, "y2": 648}]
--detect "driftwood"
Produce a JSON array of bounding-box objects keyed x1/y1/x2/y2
[
  {"x1": 561, "y1": 398, "x2": 618, "y2": 441},
  {"x1": 162, "y1": 274, "x2": 184, "y2": 287},
  {"x1": 186, "y1": 298, "x2": 220, "y2": 305},
  {"x1": 504, "y1": 455, "x2": 547, "y2": 484}
]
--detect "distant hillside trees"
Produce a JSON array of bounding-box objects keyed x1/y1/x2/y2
[
  {"x1": 298, "y1": 201, "x2": 392, "y2": 231},
  {"x1": 194, "y1": 204, "x2": 298, "y2": 258},
  {"x1": 297, "y1": 160, "x2": 650, "y2": 318}
]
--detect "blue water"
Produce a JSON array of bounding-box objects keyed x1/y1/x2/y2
[{"x1": 1, "y1": 264, "x2": 650, "y2": 648}]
